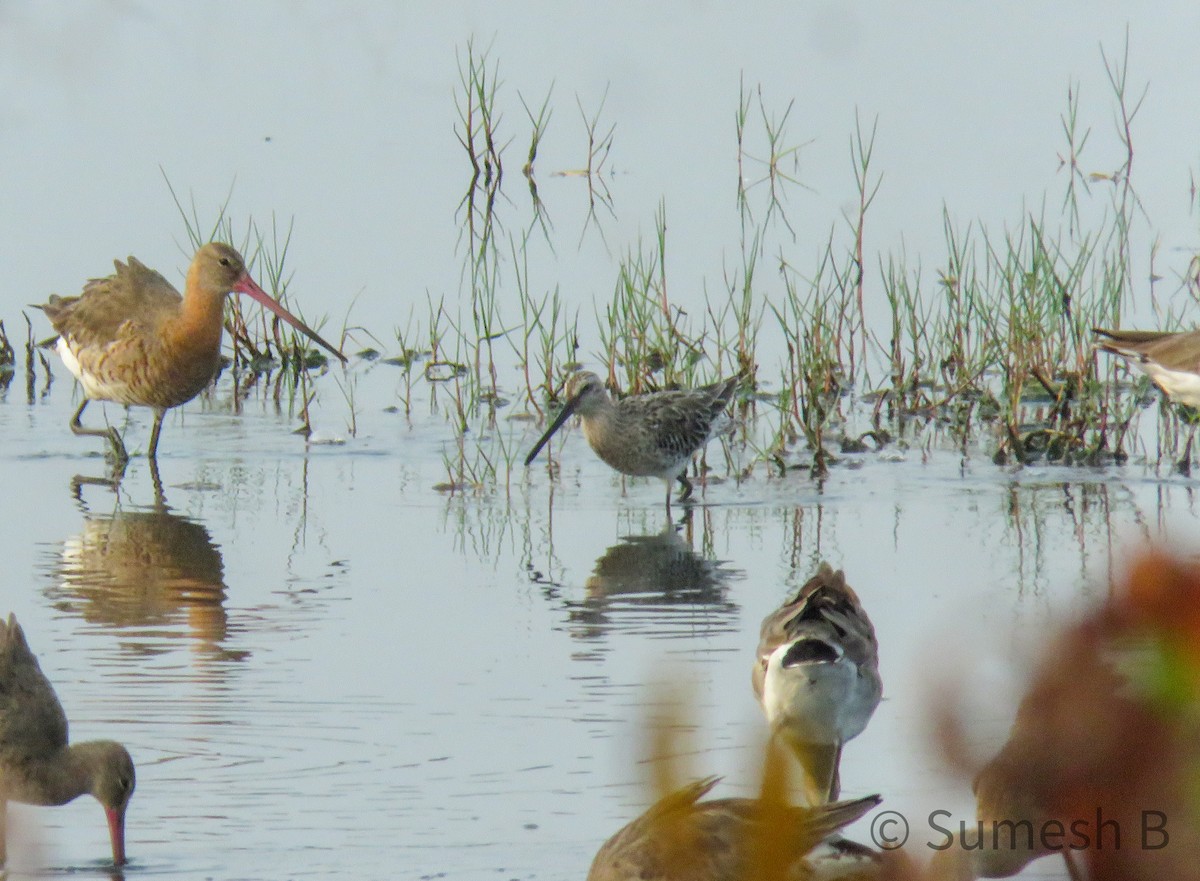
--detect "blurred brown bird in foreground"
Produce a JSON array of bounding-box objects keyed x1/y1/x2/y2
[
  {"x1": 930, "y1": 549, "x2": 1200, "y2": 881},
  {"x1": 586, "y1": 776, "x2": 883, "y2": 881}
]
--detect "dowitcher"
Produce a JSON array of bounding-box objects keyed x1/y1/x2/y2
[
  {"x1": 0, "y1": 614, "x2": 135, "y2": 867},
  {"x1": 586, "y1": 776, "x2": 882, "y2": 881},
  {"x1": 1093, "y1": 327, "x2": 1200, "y2": 408},
  {"x1": 752, "y1": 563, "x2": 881, "y2": 806},
  {"x1": 38, "y1": 242, "x2": 347, "y2": 464},
  {"x1": 524, "y1": 371, "x2": 738, "y2": 511}
]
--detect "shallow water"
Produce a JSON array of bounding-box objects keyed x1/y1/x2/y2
[
  {"x1": 4, "y1": 371, "x2": 1200, "y2": 878},
  {"x1": 3, "y1": 3, "x2": 1200, "y2": 879}
]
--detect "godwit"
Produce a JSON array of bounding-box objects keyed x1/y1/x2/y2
[
  {"x1": 587, "y1": 776, "x2": 882, "y2": 881},
  {"x1": 524, "y1": 371, "x2": 737, "y2": 511},
  {"x1": 1093, "y1": 327, "x2": 1200, "y2": 408},
  {"x1": 752, "y1": 564, "x2": 881, "y2": 806},
  {"x1": 0, "y1": 614, "x2": 134, "y2": 867},
  {"x1": 38, "y1": 242, "x2": 347, "y2": 464}
]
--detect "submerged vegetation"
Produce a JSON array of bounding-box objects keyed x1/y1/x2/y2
[
  {"x1": 7, "y1": 36, "x2": 1197, "y2": 495},
  {"x1": 417, "y1": 35, "x2": 1199, "y2": 493}
]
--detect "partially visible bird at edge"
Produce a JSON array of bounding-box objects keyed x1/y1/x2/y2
[
  {"x1": 0, "y1": 614, "x2": 134, "y2": 868},
  {"x1": 1093, "y1": 326, "x2": 1200, "y2": 409},
  {"x1": 524, "y1": 370, "x2": 738, "y2": 513},
  {"x1": 37, "y1": 242, "x2": 347, "y2": 466}
]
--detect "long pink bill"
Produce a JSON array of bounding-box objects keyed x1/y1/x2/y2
[
  {"x1": 106, "y1": 804, "x2": 127, "y2": 866},
  {"x1": 234, "y1": 274, "x2": 347, "y2": 364},
  {"x1": 524, "y1": 389, "x2": 585, "y2": 466}
]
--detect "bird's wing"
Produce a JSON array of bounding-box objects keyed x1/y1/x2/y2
[
  {"x1": 0, "y1": 614, "x2": 70, "y2": 762},
  {"x1": 40, "y1": 256, "x2": 183, "y2": 349}
]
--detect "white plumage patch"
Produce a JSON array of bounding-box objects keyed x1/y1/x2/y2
[
  {"x1": 763, "y1": 640, "x2": 875, "y2": 744},
  {"x1": 57, "y1": 337, "x2": 134, "y2": 403},
  {"x1": 54, "y1": 337, "x2": 84, "y2": 383},
  {"x1": 1136, "y1": 359, "x2": 1200, "y2": 409}
]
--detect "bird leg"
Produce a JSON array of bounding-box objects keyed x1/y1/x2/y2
[
  {"x1": 676, "y1": 472, "x2": 694, "y2": 502},
  {"x1": 69, "y1": 400, "x2": 128, "y2": 465},
  {"x1": 147, "y1": 409, "x2": 165, "y2": 460},
  {"x1": 1, "y1": 798, "x2": 6, "y2": 866},
  {"x1": 1177, "y1": 409, "x2": 1197, "y2": 475},
  {"x1": 149, "y1": 456, "x2": 166, "y2": 510}
]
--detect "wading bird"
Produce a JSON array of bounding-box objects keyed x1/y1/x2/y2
[
  {"x1": 753, "y1": 564, "x2": 882, "y2": 806},
  {"x1": 524, "y1": 371, "x2": 737, "y2": 513},
  {"x1": 0, "y1": 614, "x2": 134, "y2": 867},
  {"x1": 39, "y1": 242, "x2": 347, "y2": 464}
]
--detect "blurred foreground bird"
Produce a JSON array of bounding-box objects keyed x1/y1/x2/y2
[
  {"x1": 587, "y1": 776, "x2": 882, "y2": 881},
  {"x1": 931, "y1": 549, "x2": 1200, "y2": 880}
]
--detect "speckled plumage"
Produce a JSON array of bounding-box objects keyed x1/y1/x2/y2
[
  {"x1": 525, "y1": 371, "x2": 738, "y2": 510},
  {"x1": 43, "y1": 255, "x2": 224, "y2": 411},
  {"x1": 586, "y1": 776, "x2": 881, "y2": 881},
  {"x1": 753, "y1": 564, "x2": 881, "y2": 805}
]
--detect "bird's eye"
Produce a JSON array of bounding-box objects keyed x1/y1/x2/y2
[{"x1": 219, "y1": 257, "x2": 232, "y2": 267}]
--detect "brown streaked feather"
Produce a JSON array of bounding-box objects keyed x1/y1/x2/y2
[
  {"x1": 752, "y1": 563, "x2": 879, "y2": 703},
  {"x1": 40, "y1": 254, "x2": 227, "y2": 410},
  {"x1": 625, "y1": 377, "x2": 739, "y2": 462},
  {"x1": 581, "y1": 373, "x2": 736, "y2": 478},
  {"x1": 41, "y1": 257, "x2": 183, "y2": 352}
]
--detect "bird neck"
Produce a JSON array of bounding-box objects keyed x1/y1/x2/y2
[
  {"x1": 173, "y1": 275, "x2": 227, "y2": 356},
  {"x1": 6, "y1": 742, "x2": 111, "y2": 807},
  {"x1": 580, "y1": 402, "x2": 620, "y2": 454}
]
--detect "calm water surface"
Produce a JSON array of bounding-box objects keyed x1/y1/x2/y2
[
  {"x1": 3, "y1": 372, "x2": 1199, "y2": 879},
  {"x1": 3, "y1": 3, "x2": 1200, "y2": 879}
]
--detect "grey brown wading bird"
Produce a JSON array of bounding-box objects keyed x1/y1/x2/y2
[
  {"x1": 524, "y1": 371, "x2": 738, "y2": 512},
  {"x1": 38, "y1": 243, "x2": 347, "y2": 465},
  {"x1": 0, "y1": 614, "x2": 134, "y2": 867},
  {"x1": 586, "y1": 776, "x2": 881, "y2": 881},
  {"x1": 1093, "y1": 327, "x2": 1200, "y2": 408},
  {"x1": 753, "y1": 564, "x2": 882, "y2": 806}
]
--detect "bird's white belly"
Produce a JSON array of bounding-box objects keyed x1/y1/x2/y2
[
  {"x1": 762, "y1": 649, "x2": 875, "y2": 744},
  {"x1": 57, "y1": 337, "x2": 135, "y2": 404},
  {"x1": 1140, "y1": 361, "x2": 1200, "y2": 408}
]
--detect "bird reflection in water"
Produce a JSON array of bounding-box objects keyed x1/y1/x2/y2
[
  {"x1": 565, "y1": 511, "x2": 740, "y2": 642},
  {"x1": 44, "y1": 500, "x2": 247, "y2": 667}
]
